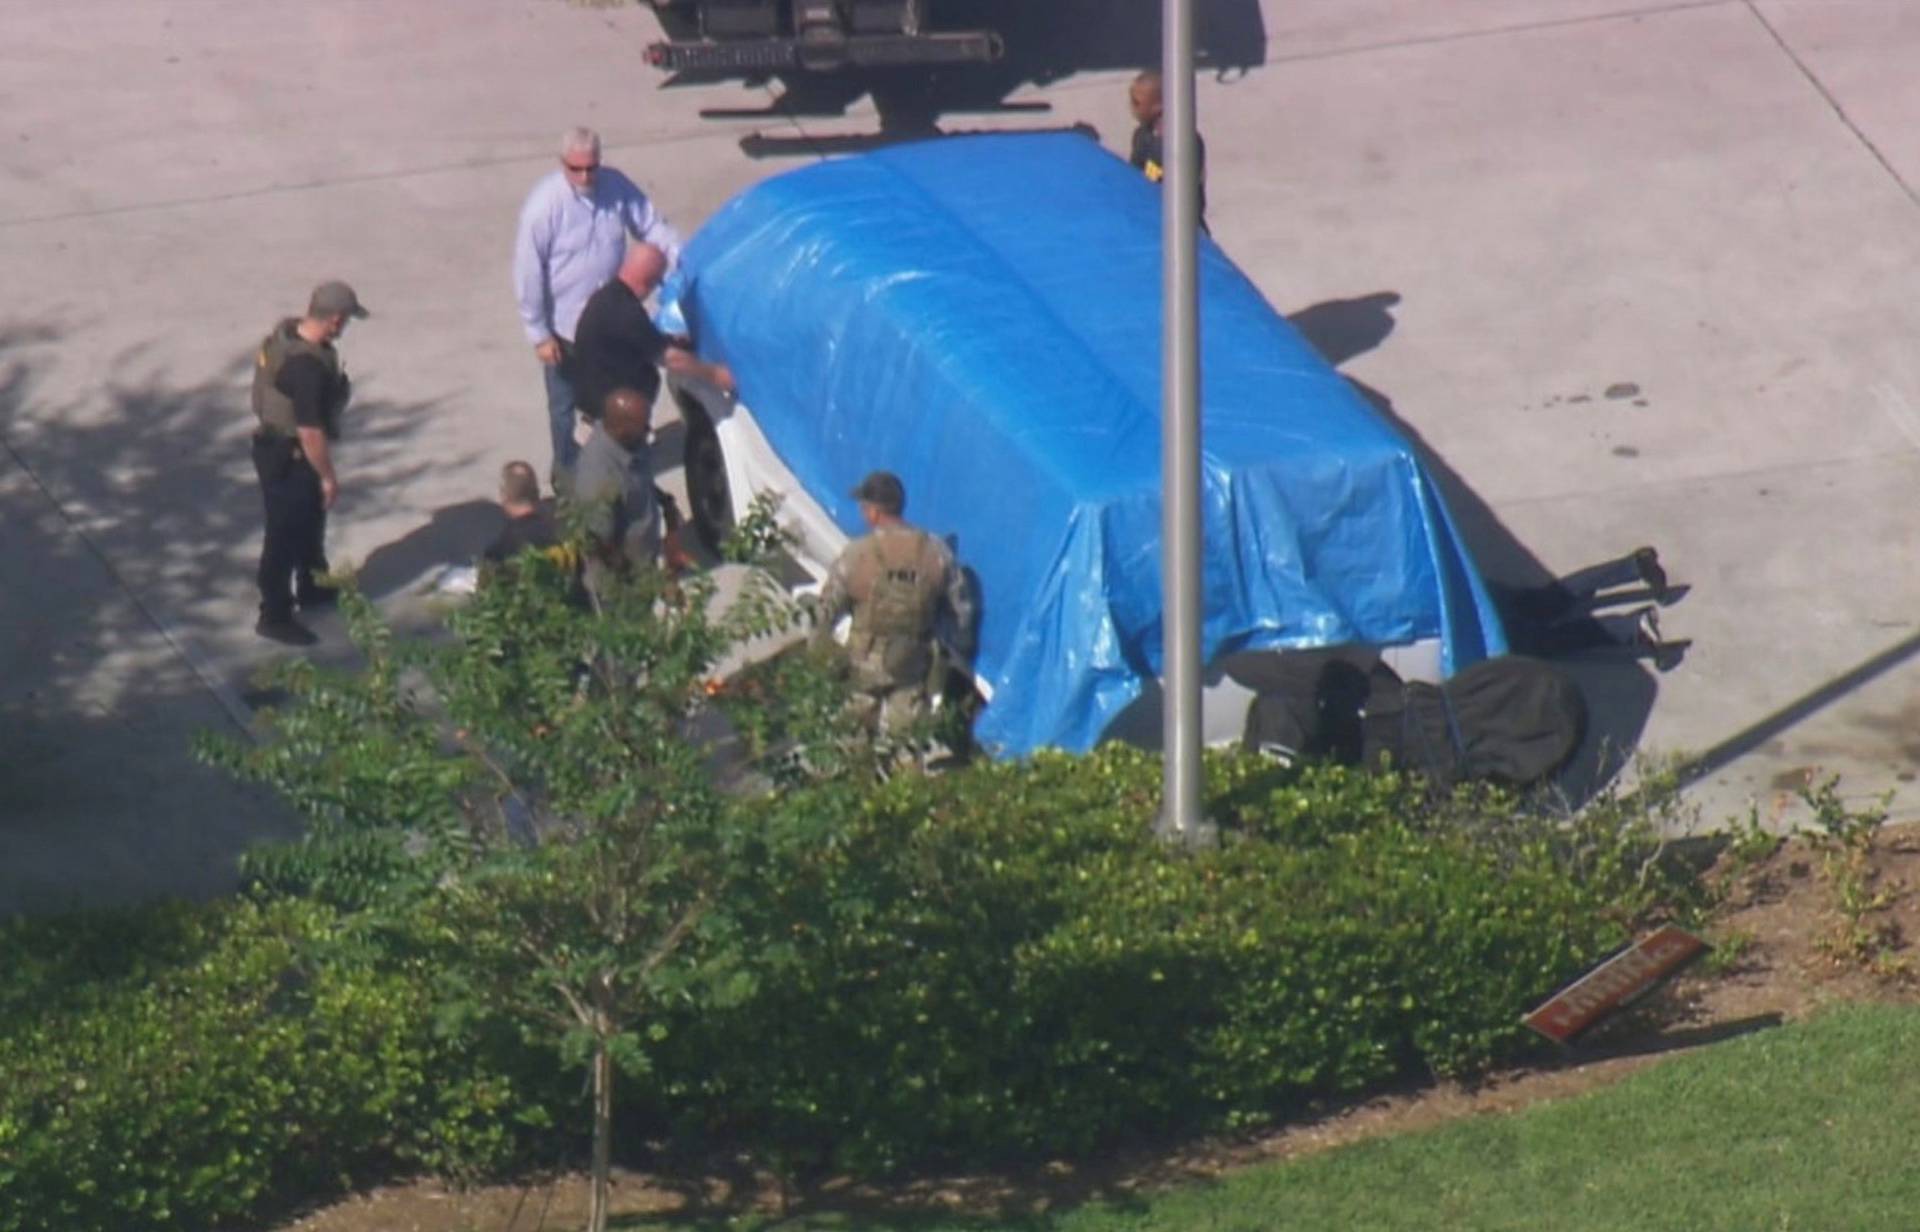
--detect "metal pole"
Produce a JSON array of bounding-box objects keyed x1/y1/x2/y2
[{"x1": 1156, "y1": 0, "x2": 1205, "y2": 848}]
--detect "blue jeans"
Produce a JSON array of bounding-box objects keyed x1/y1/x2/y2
[{"x1": 543, "y1": 358, "x2": 580, "y2": 480}]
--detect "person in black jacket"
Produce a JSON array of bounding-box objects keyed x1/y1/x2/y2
[
  {"x1": 482, "y1": 461, "x2": 561, "y2": 565},
  {"x1": 1128, "y1": 69, "x2": 1207, "y2": 228},
  {"x1": 569, "y1": 244, "x2": 733, "y2": 430}
]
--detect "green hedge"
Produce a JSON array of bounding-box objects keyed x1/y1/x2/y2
[
  {"x1": 2, "y1": 746, "x2": 1699, "y2": 1220},
  {"x1": 642, "y1": 745, "x2": 1690, "y2": 1172},
  {"x1": 0, "y1": 898, "x2": 535, "y2": 1232}
]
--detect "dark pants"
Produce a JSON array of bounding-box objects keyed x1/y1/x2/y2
[
  {"x1": 1503, "y1": 611, "x2": 1624, "y2": 658},
  {"x1": 1493, "y1": 552, "x2": 1647, "y2": 658},
  {"x1": 253, "y1": 434, "x2": 328, "y2": 621}
]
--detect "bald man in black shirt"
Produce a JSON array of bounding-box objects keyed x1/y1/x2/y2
[{"x1": 570, "y1": 244, "x2": 734, "y2": 428}]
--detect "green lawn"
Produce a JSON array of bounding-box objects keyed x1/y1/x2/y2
[{"x1": 624, "y1": 1003, "x2": 1920, "y2": 1232}]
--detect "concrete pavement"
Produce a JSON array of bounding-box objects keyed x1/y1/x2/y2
[{"x1": 4, "y1": 0, "x2": 1918, "y2": 912}]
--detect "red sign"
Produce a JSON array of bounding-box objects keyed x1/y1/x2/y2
[{"x1": 1522, "y1": 925, "x2": 1708, "y2": 1045}]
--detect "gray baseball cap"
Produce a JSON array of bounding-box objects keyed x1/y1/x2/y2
[{"x1": 308, "y1": 280, "x2": 371, "y2": 320}]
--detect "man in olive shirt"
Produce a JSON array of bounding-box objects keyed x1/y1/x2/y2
[
  {"x1": 250, "y1": 280, "x2": 367, "y2": 646},
  {"x1": 572, "y1": 386, "x2": 664, "y2": 603}
]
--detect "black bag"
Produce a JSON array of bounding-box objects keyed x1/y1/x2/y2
[
  {"x1": 1243, "y1": 653, "x2": 1586, "y2": 789},
  {"x1": 1357, "y1": 673, "x2": 1464, "y2": 787},
  {"x1": 1439, "y1": 655, "x2": 1589, "y2": 788}
]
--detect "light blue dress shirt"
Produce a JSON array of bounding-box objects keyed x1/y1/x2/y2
[{"x1": 511, "y1": 166, "x2": 681, "y2": 346}]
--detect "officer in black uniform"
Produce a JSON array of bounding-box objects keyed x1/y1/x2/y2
[
  {"x1": 250, "y1": 280, "x2": 368, "y2": 645},
  {"x1": 1128, "y1": 69, "x2": 1208, "y2": 230}
]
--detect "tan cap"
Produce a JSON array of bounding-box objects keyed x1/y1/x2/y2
[{"x1": 851, "y1": 470, "x2": 905, "y2": 515}]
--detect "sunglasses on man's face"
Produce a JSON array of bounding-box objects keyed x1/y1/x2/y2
[{"x1": 562, "y1": 160, "x2": 600, "y2": 174}]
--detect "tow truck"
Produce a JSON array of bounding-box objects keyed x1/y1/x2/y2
[{"x1": 643, "y1": 0, "x2": 1004, "y2": 76}]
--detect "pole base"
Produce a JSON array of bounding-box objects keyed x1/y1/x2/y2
[{"x1": 1152, "y1": 811, "x2": 1219, "y2": 850}]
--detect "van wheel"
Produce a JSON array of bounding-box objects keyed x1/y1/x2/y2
[{"x1": 680, "y1": 401, "x2": 734, "y2": 555}]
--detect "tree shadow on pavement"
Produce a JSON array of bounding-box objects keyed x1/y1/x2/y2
[
  {"x1": 0, "y1": 322, "x2": 443, "y2": 915},
  {"x1": 1285, "y1": 293, "x2": 1660, "y2": 801}
]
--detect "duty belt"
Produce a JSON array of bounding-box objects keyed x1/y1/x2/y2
[{"x1": 254, "y1": 430, "x2": 306, "y2": 461}]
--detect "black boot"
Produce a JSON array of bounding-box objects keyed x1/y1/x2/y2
[
  {"x1": 256, "y1": 613, "x2": 319, "y2": 646},
  {"x1": 297, "y1": 583, "x2": 340, "y2": 611},
  {"x1": 1632, "y1": 547, "x2": 1670, "y2": 604}
]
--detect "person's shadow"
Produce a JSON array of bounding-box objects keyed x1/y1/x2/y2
[
  {"x1": 1286, "y1": 292, "x2": 1404, "y2": 369},
  {"x1": 354, "y1": 500, "x2": 504, "y2": 601}
]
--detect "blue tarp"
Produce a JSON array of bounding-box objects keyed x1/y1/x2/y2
[{"x1": 662, "y1": 132, "x2": 1505, "y2": 755}]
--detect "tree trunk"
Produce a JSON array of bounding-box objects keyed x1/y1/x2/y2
[{"x1": 589, "y1": 1037, "x2": 613, "y2": 1232}]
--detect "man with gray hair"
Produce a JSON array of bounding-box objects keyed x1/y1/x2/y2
[{"x1": 512, "y1": 125, "x2": 680, "y2": 488}]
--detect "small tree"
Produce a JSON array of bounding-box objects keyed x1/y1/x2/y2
[
  {"x1": 416, "y1": 785, "x2": 734, "y2": 1232},
  {"x1": 423, "y1": 558, "x2": 778, "y2": 1232},
  {"x1": 205, "y1": 508, "x2": 865, "y2": 1231}
]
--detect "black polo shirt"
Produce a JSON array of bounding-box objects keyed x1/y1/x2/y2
[
  {"x1": 483, "y1": 506, "x2": 561, "y2": 565},
  {"x1": 570, "y1": 278, "x2": 668, "y2": 420},
  {"x1": 1130, "y1": 121, "x2": 1208, "y2": 224}
]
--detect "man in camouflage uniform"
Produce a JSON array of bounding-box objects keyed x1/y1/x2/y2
[{"x1": 813, "y1": 471, "x2": 976, "y2": 734}]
